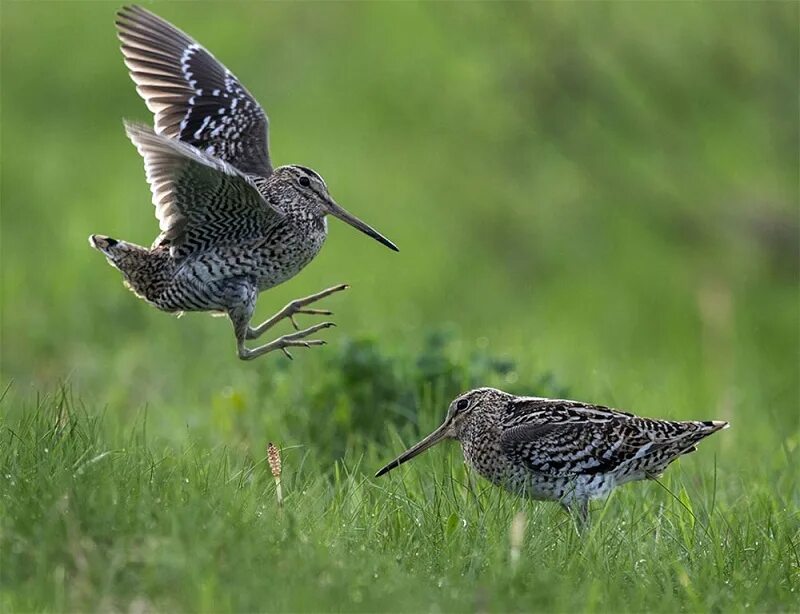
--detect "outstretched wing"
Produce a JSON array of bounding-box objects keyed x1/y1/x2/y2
[
  {"x1": 125, "y1": 122, "x2": 282, "y2": 258},
  {"x1": 500, "y1": 400, "x2": 696, "y2": 477},
  {"x1": 116, "y1": 5, "x2": 272, "y2": 177}
]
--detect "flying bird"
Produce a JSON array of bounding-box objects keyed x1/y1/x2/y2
[{"x1": 90, "y1": 6, "x2": 397, "y2": 360}]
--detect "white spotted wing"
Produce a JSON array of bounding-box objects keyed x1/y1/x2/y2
[{"x1": 117, "y1": 5, "x2": 272, "y2": 178}]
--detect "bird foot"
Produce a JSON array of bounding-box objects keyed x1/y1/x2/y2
[
  {"x1": 238, "y1": 322, "x2": 335, "y2": 361},
  {"x1": 246, "y1": 284, "x2": 349, "y2": 339}
]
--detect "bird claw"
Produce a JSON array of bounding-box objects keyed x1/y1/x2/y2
[
  {"x1": 240, "y1": 325, "x2": 332, "y2": 361},
  {"x1": 296, "y1": 308, "x2": 333, "y2": 316},
  {"x1": 284, "y1": 285, "x2": 346, "y2": 325},
  {"x1": 278, "y1": 336, "x2": 327, "y2": 361},
  {"x1": 246, "y1": 284, "x2": 347, "y2": 340}
]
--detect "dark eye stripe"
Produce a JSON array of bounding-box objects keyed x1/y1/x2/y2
[{"x1": 295, "y1": 165, "x2": 323, "y2": 183}]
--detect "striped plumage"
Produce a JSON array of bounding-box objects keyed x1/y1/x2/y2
[
  {"x1": 89, "y1": 6, "x2": 397, "y2": 360},
  {"x1": 117, "y1": 6, "x2": 271, "y2": 178},
  {"x1": 376, "y1": 387, "x2": 729, "y2": 519}
]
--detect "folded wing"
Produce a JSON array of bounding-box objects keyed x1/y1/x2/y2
[{"x1": 500, "y1": 401, "x2": 721, "y2": 477}]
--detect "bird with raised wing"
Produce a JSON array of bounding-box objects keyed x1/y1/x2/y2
[
  {"x1": 90, "y1": 6, "x2": 397, "y2": 360},
  {"x1": 376, "y1": 387, "x2": 728, "y2": 520}
]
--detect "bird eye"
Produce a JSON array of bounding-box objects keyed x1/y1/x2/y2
[
  {"x1": 456, "y1": 399, "x2": 469, "y2": 412},
  {"x1": 298, "y1": 176, "x2": 311, "y2": 187}
]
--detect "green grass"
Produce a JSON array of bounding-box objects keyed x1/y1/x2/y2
[
  {"x1": 1, "y1": 1, "x2": 798, "y2": 612},
  {"x1": 1, "y1": 386, "x2": 797, "y2": 612}
]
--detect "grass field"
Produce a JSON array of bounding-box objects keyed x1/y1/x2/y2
[{"x1": 1, "y1": 2, "x2": 798, "y2": 612}]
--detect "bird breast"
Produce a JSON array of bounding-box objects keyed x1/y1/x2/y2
[
  {"x1": 173, "y1": 218, "x2": 327, "y2": 291},
  {"x1": 253, "y1": 220, "x2": 327, "y2": 290},
  {"x1": 460, "y1": 433, "x2": 511, "y2": 485}
]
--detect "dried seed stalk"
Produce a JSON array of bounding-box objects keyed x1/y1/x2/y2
[{"x1": 267, "y1": 442, "x2": 283, "y2": 507}]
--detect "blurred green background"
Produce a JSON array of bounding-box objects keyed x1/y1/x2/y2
[
  {"x1": 1, "y1": 2, "x2": 798, "y2": 611},
  {"x1": 2, "y1": 1, "x2": 796, "y2": 435}
]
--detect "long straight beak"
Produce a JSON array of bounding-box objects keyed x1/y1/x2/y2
[
  {"x1": 375, "y1": 421, "x2": 451, "y2": 477},
  {"x1": 325, "y1": 198, "x2": 399, "y2": 252}
]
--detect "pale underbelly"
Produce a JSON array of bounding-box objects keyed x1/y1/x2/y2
[{"x1": 472, "y1": 458, "x2": 620, "y2": 504}]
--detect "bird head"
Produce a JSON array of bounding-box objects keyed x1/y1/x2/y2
[
  {"x1": 375, "y1": 387, "x2": 508, "y2": 477},
  {"x1": 273, "y1": 165, "x2": 398, "y2": 252}
]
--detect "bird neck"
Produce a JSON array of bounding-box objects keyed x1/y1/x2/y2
[
  {"x1": 455, "y1": 409, "x2": 498, "y2": 444},
  {"x1": 283, "y1": 205, "x2": 328, "y2": 238},
  {"x1": 458, "y1": 412, "x2": 506, "y2": 481}
]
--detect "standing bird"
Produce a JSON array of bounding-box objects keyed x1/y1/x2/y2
[
  {"x1": 89, "y1": 6, "x2": 397, "y2": 360},
  {"x1": 376, "y1": 387, "x2": 728, "y2": 520}
]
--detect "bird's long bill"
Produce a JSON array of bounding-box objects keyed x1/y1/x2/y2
[
  {"x1": 325, "y1": 199, "x2": 399, "y2": 252},
  {"x1": 375, "y1": 422, "x2": 450, "y2": 477}
]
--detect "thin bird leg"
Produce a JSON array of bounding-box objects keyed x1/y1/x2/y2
[
  {"x1": 226, "y1": 283, "x2": 336, "y2": 361},
  {"x1": 575, "y1": 501, "x2": 589, "y2": 524},
  {"x1": 562, "y1": 500, "x2": 590, "y2": 531},
  {"x1": 246, "y1": 284, "x2": 349, "y2": 340}
]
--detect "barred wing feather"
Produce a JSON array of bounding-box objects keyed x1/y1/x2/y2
[
  {"x1": 500, "y1": 400, "x2": 721, "y2": 477},
  {"x1": 117, "y1": 5, "x2": 272, "y2": 177},
  {"x1": 124, "y1": 122, "x2": 282, "y2": 258}
]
